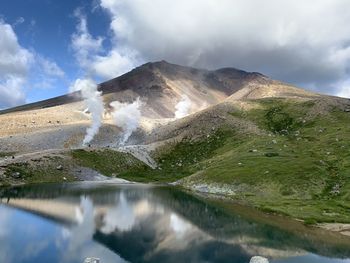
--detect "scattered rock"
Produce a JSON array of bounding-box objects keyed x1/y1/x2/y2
[
  {"x1": 272, "y1": 139, "x2": 277, "y2": 144},
  {"x1": 331, "y1": 184, "x2": 341, "y2": 195},
  {"x1": 56, "y1": 165, "x2": 63, "y2": 171},
  {"x1": 250, "y1": 256, "x2": 269, "y2": 263},
  {"x1": 12, "y1": 172, "x2": 21, "y2": 179},
  {"x1": 63, "y1": 177, "x2": 67, "y2": 181}
]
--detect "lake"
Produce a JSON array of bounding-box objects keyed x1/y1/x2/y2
[{"x1": 0, "y1": 182, "x2": 349, "y2": 263}]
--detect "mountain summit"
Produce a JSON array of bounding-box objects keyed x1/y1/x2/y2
[{"x1": 0, "y1": 60, "x2": 306, "y2": 118}]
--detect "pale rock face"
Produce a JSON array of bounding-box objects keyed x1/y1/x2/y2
[{"x1": 250, "y1": 256, "x2": 269, "y2": 263}]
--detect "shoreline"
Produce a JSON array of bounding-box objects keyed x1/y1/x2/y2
[{"x1": 2, "y1": 178, "x2": 350, "y2": 239}]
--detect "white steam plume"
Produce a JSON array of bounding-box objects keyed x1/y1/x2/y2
[
  {"x1": 175, "y1": 95, "x2": 192, "y2": 119},
  {"x1": 71, "y1": 78, "x2": 104, "y2": 145},
  {"x1": 110, "y1": 98, "x2": 142, "y2": 145}
]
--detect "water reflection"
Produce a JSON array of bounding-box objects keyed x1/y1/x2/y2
[{"x1": 0, "y1": 183, "x2": 349, "y2": 263}]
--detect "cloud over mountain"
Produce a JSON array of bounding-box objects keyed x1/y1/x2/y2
[
  {"x1": 98, "y1": 0, "x2": 350, "y2": 97},
  {"x1": 71, "y1": 9, "x2": 137, "y2": 79}
]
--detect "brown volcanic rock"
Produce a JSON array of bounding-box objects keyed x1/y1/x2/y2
[
  {"x1": 99, "y1": 60, "x2": 272, "y2": 118},
  {"x1": 0, "y1": 60, "x2": 331, "y2": 153},
  {"x1": 0, "y1": 60, "x2": 270, "y2": 118}
]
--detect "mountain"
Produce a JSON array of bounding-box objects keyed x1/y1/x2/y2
[
  {"x1": 0, "y1": 60, "x2": 268, "y2": 118},
  {"x1": 0, "y1": 60, "x2": 288, "y2": 152},
  {"x1": 1, "y1": 61, "x2": 350, "y2": 228}
]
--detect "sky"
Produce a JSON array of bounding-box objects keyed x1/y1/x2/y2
[{"x1": 0, "y1": 0, "x2": 349, "y2": 109}]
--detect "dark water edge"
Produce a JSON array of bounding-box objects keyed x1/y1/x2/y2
[{"x1": 0, "y1": 182, "x2": 350, "y2": 263}]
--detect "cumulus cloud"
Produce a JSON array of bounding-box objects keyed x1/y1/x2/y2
[
  {"x1": 0, "y1": 21, "x2": 33, "y2": 108},
  {"x1": 0, "y1": 78, "x2": 26, "y2": 109},
  {"x1": 98, "y1": 0, "x2": 350, "y2": 97},
  {"x1": 71, "y1": 9, "x2": 104, "y2": 74},
  {"x1": 71, "y1": 9, "x2": 138, "y2": 79},
  {"x1": 0, "y1": 20, "x2": 66, "y2": 109}
]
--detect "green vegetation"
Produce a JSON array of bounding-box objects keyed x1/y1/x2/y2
[
  {"x1": 70, "y1": 131, "x2": 230, "y2": 182},
  {"x1": 2, "y1": 97, "x2": 350, "y2": 224},
  {"x1": 3, "y1": 156, "x2": 75, "y2": 185},
  {"x1": 71, "y1": 149, "x2": 154, "y2": 182},
  {"x1": 184, "y1": 98, "x2": 350, "y2": 223}
]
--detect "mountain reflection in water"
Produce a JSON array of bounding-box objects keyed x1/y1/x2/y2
[{"x1": 0, "y1": 183, "x2": 350, "y2": 263}]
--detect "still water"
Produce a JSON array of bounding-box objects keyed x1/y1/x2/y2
[{"x1": 0, "y1": 182, "x2": 349, "y2": 263}]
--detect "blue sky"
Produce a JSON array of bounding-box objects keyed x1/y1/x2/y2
[
  {"x1": 0, "y1": 0, "x2": 112, "y2": 105},
  {"x1": 0, "y1": 0, "x2": 349, "y2": 109}
]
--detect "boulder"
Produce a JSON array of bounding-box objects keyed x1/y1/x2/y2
[{"x1": 250, "y1": 256, "x2": 269, "y2": 263}]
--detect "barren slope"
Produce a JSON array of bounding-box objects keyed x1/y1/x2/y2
[{"x1": 0, "y1": 61, "x2": 274, "y2": 152}]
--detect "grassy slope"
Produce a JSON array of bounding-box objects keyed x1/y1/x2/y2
[
  {"x1": 3, "y1": 156, "x2": 76, "y2": 185},
  {"x1": 70, "y1": 130, "x2": 229, "y2": 183},
  {"x1": 181, "y1": 98, "x2": 350, "y2": 223},
  {"x1": 5, "y1": 97, "x2": 349, "y2": 223},
  {"x1": 69, "y1": 98, "x2": 350, "y2": 223}
]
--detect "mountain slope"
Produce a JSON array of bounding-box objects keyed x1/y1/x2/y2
[
  {"x1": 0, "y1": 60, "x2": 287, "y2": 152},
  {"x1": 2, "y1": 61, "x2": 350, "y2": 227},
  {"x1": 0, "y1": 60, "x2": 268, "y2": 118}
]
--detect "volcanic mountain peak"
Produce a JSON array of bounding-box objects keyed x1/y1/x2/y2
[
  {"x1": 0, "y1": 61, "x2": 273, "y2": 117},
  {"x1": 0, "y1": 61, "x2": 331, "y2": 153}
]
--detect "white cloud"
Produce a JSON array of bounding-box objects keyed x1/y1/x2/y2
[
  {"x1": 93, "y1": 49, "x2": 137, "y2": 79},
  {"x1": 71, "y1": 8, "x2": 139, "y2": 80},
  {"x1": 71, "y1": 10, "x2": 104, "y2": 74},
  {"x1": 0, "y1": 20, "x2": 66, "y2": 109},
  {"x1": 0, "y1": 22, "x2": 33, "y2": 78},
  {"x1": 0, "y1": 21, "x2": 33, "y2": 108},
  {"x1": 98, "y1": 0, "x2": 350, "y2": 95},
  {"x1": 13, "y1": 17, "x2": 25, "y2": 27},
  {"x1": 37, "y1": 56, "x2": 65, "y2": 78},
  {"x1": 0, "y1": 78, "x2": 26, "y2": 108},
  {"x1": 336, "y1": 80, "x2": 350, "y2": 98}
]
